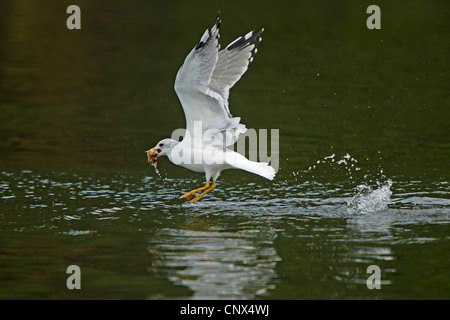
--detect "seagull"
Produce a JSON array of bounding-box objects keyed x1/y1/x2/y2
[{"x1": 146, "y1": 14, "x2": 276, "y2": 202}]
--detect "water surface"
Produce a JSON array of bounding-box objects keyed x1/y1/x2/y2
[{"x1": 0, "y1": 0, "x2": 449, "y2": 299}]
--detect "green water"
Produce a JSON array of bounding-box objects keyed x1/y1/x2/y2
[{"x1": 0, "y1": 0, "x2": 449, "y2": 299}]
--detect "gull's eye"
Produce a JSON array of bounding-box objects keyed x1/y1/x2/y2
[{"x1": 159, "y1": 143, "x2": 164, "y2": 147}]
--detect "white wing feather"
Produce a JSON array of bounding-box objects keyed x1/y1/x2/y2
[{"x1": 174, "y1": 15, "x2": 263, "y2": 146}]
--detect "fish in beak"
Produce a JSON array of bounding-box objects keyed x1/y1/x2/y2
[{"x1": 145, "y1": 148, "x2": 159, "y2": 166}]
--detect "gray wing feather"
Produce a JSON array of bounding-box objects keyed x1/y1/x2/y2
[
  {"x1": 174, "y1": 14, "x2": 262, "y2": 146},
  {"x1": 210, "y1": 29, "x2": 264, "y2": 114}
]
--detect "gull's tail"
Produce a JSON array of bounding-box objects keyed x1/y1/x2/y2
[
  {"x1": 245, "y1": 160, "x2": 276, "y2": 180},
  {"x1": 225, "y1": 151, "x2": 276, "y2": 180}
]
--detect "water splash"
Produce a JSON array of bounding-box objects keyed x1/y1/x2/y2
[
  {"x1": 151, "y1": 163, "x2": 161, "y2": 178},
  {"x1": 305, "y1": 153, "x2": 361, "y2": 180},
  {"x1": 347, "y1": 179, "x2": 393, "y2": 214},
  {"x1": 296, "y1": 152, "x2": 393, "y2": 215}
]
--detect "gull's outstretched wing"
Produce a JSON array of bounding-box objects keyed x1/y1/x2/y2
[
  {"x1": 174, "y1": 14, "x2": 262, "y2": 145},
  {"x1": 210, "y1": 28, "x2": 264, "y2": 115},
  {"x1": 174, "y1": 15, "x2": 225, "y2": 136}
]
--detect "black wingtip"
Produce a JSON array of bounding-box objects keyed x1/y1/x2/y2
[
  {"x1": 224, "y1": 28, "x2": 264, "y2": 64},
  {"x1": 215, "y1": 12, "x2": 221, "y2": 30},
  {"x1": 195, "y1": 14, "x2": 222, "y2": 51},
  {"x1": 226, "y1": 28, "x2": 264, "y2": 51},
  {"x1": 195, "y1": 42, "x2": 205, "y2": 50}
]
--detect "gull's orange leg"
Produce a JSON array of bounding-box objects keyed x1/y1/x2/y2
[
  {"x1": 189, "y1": 182, "x2": 216, "y2": 203},
  {"x1": 180, "y1": 182, "x2": 210, "y2": 199}
]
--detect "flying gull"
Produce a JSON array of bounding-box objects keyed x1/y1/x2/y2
[{"x1": 146, "y1": 14, "x2": 275, "y2": 202}]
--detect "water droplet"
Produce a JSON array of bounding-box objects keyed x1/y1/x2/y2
[{"x1": 152, "y1": 164, "x2": 161, "y2": 178}]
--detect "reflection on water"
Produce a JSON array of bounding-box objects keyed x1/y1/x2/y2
[
  {"x1": 148, "y1": 228, "x2": 280, "y2": 299},
  {"x1": 1, "y1": 169, "x2": 449, "y2": 299}
]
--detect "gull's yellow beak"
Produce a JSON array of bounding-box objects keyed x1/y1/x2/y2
[{"x1": 145, "y1": 148, "x2": 159, "y2": 166}]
